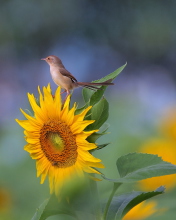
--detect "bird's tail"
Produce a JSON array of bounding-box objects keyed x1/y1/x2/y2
[{"x1": 76, "y1": 79, "x2": 114, "y2": 90}]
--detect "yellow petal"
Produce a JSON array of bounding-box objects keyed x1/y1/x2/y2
[
  {"x1": 36, "y1": 156, "x2": 50, "y2": 177},
  {"x1": 76, "y1": 130, "x2": 99, "y2": 141},
  {"x1": 77, "y1": 149, "x2": 102, "y2": 163},
  {"x1": 48, "y1": 166, "x2": 55, "y2": 194},
  {"x1": 38, "y1": 86, "x2": 48, "y2": 113},
  {"x1": 54, "y1": 169, "x2": 64, "y2": 195},
  {"x1": 73, "y1": 106, "x2": 92, "y2": 123},
  {"x1": 71, "y1": 120, "x2": 95, "y2": 134},
  {"x1": 16, "y1": 119, "x2": 37, "y2": 131},
  {"x1": 28, "y1": 93, "x2": 47, "y2": 122},
  {"x1": 86, "y1": 161, "x2": 105, "y2": 168},
  {"x1": 30, "y1": 151, "x2": 44, "y2": 159},
  {"x1": 77, "y1": 141, "x2": 97, "y2": 150},
  {"x1": 60, "y1": 95, "x2": 71, "y2": 119},
  {"x1": 82, "y1": 165, "x2": 101, "y2": 174},
  {"x1": 20, "y1": 109, "x2": 42, "y2": 126},
  {"x1": 54, "y1": 86, "x2": 62, "y2": 118},
  {"x1": 46, "y1": 83, "x2": 52, "y2": 93},
  {"x1": 43, "y1": 87, "x2": 56, "y2": 118},
  {"x1": 65, "y1": 103, "x2": 76, "y2": 125}
]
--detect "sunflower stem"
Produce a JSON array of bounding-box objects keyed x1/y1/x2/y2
[
  {"x1": 103, "y1": 183, "x2": 122, "y2": 220},
  {"x1": 89, "y1": 178, "x2": 102, "y2": 220}
]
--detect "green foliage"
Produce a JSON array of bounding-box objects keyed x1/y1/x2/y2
[
  {"x1": 31, "y1": 199, "x2": 49, "y2": 220},
  {"x1": 31, "y1": 195, "x2": 77, "y2": 220},
  {"x1": 31, "y1": 152, "x2": 176, "y2": 220},
  {"x1": 86, "y1": 123, "x2": 110, "y2": 143},
  {"x1": 102, "y1": 153, "x2": 176, "y2": 183},
  {"x1": 31, "y1": 178, "x2": 95, "y2": 220},
  {"x1": 106, "y1": 186, "x2": 165, "y2": 220},
  {"x1": 86, "y1": 97, "x2": 109, "y2": 130},
  {"x1": 82, "y1": 63, "x2": 127, "y2": 105},
  {"x1": 80, "y1": 63, "x2": 127, "y2": 144}
]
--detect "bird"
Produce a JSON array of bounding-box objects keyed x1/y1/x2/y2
[{"x1": 41, "y1": 55, "x2": 114, "y2": 99}]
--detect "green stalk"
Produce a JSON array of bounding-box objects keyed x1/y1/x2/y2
[
  {"x1": 89, "y1": 179, "x2": 102, "y2": 220},
  {"x1": 103, "y1": 183, "x2": 122, "y2": 220}
]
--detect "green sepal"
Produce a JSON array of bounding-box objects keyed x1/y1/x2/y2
[
  {"x1": 91, "y1": 143, "x2": 110, "y2": 153},
  {"x1": 25, "y1": 109, "x2": 33, "y2": 116},
  {"x1": 96, "y1": 143, "x2": 110, "y2": 150},
  {"x1": 87, "y1": 132, "x2": 107, "y2": 143},
  {"x1": 87, "y1": 132, "x2": 104, "y2": 143},
  {"x1": 87, "y1": 124, "x2": 110, "y2": 143}
]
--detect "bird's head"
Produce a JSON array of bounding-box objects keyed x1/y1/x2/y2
[{"x1": 41, "y1": 55, "x2": 63, "y2": 66}]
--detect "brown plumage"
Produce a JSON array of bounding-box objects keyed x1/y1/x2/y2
[{"x1": 41, "y1": 55, "x2": 114, "y2": 98}]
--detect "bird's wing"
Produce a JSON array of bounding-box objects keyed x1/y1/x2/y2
[{"x1": 59, "y1": 68, "x2": 77, "y2": 82}]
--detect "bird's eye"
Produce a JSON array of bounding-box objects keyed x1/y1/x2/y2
[{"x1": 47, "y1": 57, "x2": 50, "y2": 60}]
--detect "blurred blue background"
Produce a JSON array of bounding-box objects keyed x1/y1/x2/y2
[{"x1": 1, "y1": 0, "x2": 176, "y2": 219}]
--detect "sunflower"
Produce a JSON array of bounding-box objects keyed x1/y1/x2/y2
[
  {"x1": 122, "y1": 201, "x2": 158, "y2": 220},
  {"x1": 16, "y1": 84, "x2": 104, "y2": 195}
]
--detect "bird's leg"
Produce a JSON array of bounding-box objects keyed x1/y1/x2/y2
[
  {"x1": 65, "y1": 90, "x2": 70, "y2": 100},
  {"x1": 61, "y1": 89, "x2": 67, "y2": 94},
  {"x1": 63, "y1": 90, "x2": 70, "y2": 104}
]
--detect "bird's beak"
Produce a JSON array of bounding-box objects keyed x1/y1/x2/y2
[{"x1": 41, "y1": 58, "x2": 46, "y2": 60}]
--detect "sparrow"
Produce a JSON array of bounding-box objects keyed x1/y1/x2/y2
[{"x1": 41, "y1": 55, "x2": 114, "y2": 98}]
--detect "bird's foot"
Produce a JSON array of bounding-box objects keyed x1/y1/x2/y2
[{"x1": 61, "y1": 89, "x2": 66, "y2": 94}]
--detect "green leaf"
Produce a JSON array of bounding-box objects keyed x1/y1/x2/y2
[
  {"x1": 106, "y1": 186, "x2": 165, "y2": 220},
  {"x1": 75, "y1": 103, "x2": 89, "y2": 115},
  {"x1": 83, "y1": 84, "x2": 109, "y2": 107},
  {"x1": 87, "y1": 98, "x2": 109, "y2": 130},
  {"x1": 31, "y1": 199, "x2": 49, "y2": 220},
  {"x1": 89, "y1": 85, "x2": 109, "y2": 106},
  {"x1": 103, "y1": 153, "x2": 176, "y2": 183},
  {"x1": 82, "y1": 88, "x2": 94, "y2": 103},
  {"x1": 93, "y1": 62, "x2": 127, "y2": 83},
  {"x1": 82, "y1": 63, "x2": 127, "y2": 104},
  {"x1": 31, "y1": 195, "x2": 77, "y2": 220},
  {"x1": 86, "y1": 124, "x2": 110, "y2": 143}
]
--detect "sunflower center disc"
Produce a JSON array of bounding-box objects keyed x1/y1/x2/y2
[
  {"x1": 40, "y1": 120, "x2": 78, "y2": 168},
  {"x1": 49, "y1": 132, "x2": 64, "y2": 153}
]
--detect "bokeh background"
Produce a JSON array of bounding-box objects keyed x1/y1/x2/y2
[{"x1": 1, "y1": 0, "x2": 176, "y2": 219}]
